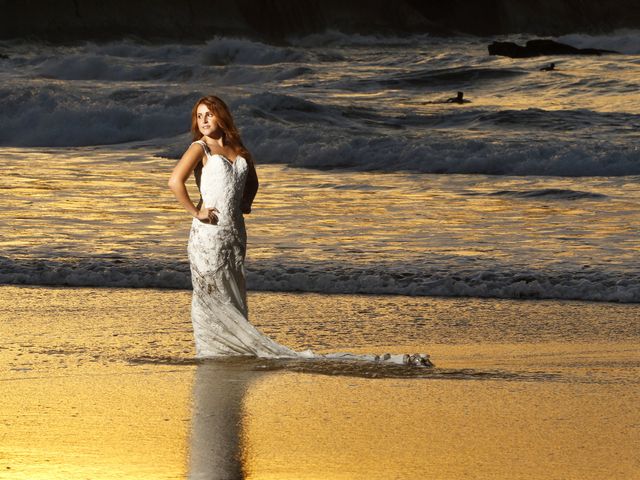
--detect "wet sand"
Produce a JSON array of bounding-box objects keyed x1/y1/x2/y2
[{"x1": 1, "y1": 286, "x2": 638, "y2": 479}]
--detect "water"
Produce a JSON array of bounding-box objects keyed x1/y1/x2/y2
[
  {"x1": 0, "y1": 31, "x2": 639, "y2": 302},
  {"x1": 1, "y1": 286, "x2": 639, "y2": 478}
]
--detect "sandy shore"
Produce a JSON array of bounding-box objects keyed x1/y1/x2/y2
[{"x1": 1, "y1": 286, "x2": 638, "y2": 479}]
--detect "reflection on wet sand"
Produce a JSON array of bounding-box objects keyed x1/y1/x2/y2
[
  {"x1": 189, "y1": 360, "x2": 266, "y2": 480},
  {"x1": 187, "y1": 357, "x2": 445, "y2": 480},
  {"x1": 188, "y1": 349, "x2": 640, "y2": 480}
]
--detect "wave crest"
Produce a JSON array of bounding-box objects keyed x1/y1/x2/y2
[
  {"x1": 1, "y1": 257, "x2": 638, "y2": 303},
  {"x1": 485, "y1": 188, "x2": 608, "y2": 200},
  {"x1": 201, "y1": 37, "x2": 306, "y2": 65}
]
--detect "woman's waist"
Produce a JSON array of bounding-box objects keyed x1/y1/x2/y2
[
  {"x1": 193, "y1": 208, "x2": 245, "y2": 228},
  {"x1": 201, "y1": 195, "x2": 242, "y2": 210}
]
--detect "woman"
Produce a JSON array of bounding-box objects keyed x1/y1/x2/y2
[
  {"x1": 169, "y1": 95, "x2": 298, "y2": 358},
  {"x1": 169, "y1": 96, "x2": 432, "y2": 366}
]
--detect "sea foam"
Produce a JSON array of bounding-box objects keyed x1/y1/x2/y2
[{"x1": 1, "y1": 257, "x2": 638, "y2": 303}]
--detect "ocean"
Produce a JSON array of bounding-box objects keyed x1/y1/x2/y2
[{"x1": 1, "y1": 31, "x2": 638, "y2": 302}]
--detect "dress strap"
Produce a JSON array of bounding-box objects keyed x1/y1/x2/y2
[{"x1": 192, "y1": 140, "x2": 211, "y2": 156}]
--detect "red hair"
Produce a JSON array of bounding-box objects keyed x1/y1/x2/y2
[{"x1": 190, "y1": 95, "x2": 253, "y2": 163}]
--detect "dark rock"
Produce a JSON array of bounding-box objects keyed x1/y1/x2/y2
[{"x1": 488, "y1": 39, "x2": 619, "y2": 58}]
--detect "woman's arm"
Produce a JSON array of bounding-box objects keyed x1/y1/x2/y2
[
  {"x1": 241, "y1": 159, "x2": 259, "y2": 214},
  {"x1": 168, "y1": 143, "x2": 218, "y2": 223}
]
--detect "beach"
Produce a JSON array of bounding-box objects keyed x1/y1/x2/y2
[
  {"x1": 1, "y1": 26, "x2": 639, "y2": 480},
  {"x1": 1, "y1": 285, "x2": 638, "y2": 479}
]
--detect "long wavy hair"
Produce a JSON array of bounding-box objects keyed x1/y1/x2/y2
[{"x1": 190, "y1": 95, "x2": 253, "y2": 163}]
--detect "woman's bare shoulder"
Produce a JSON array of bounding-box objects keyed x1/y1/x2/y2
[
  {"x1": 189, "y1": 141, "x2": 208, "y2": 154},
  {"x1": 179, "y1": 142, "x2": 208, "y2": 165}
]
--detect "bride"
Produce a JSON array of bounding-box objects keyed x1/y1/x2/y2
[{"x1": 168, "y1": 95, "x2": 432, "y2": 367}]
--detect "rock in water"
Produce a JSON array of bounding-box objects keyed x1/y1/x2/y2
[{"x1": 488, "y1": 39, "x2": 619, "y2": 58}]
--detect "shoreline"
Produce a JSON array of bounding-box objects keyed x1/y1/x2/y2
[
  {"x1": 2, "y1": 277, "x2": 639, "y2": 305},
  {"x1": 1, "y1": 285, "x2": 638, "y2": 478},
  {"x1": 2, "y1": 285, "x2": 638, "y2": 479}
]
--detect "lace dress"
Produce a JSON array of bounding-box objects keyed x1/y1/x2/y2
[{"x1": 187, "y1": 140, "x2": 432, "y2": 366}]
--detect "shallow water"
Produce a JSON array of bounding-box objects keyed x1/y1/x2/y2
[
  {"x1": 1, "y1": 149, "x2": 638, "y2": 301},
  {"x1": 1, "y1": 286, "x2": 638, "y2": 479}
]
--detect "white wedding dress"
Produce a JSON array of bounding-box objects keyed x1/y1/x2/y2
[{"x1": 188, "y1": 140, "x2": 432, "y2": 367}]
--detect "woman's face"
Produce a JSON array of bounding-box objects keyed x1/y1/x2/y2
[{"x1": 196, "y1": 103, "x2": 220, "y2": 137}]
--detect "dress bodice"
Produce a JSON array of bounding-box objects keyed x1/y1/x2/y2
[{"x1": 192, "y1": 140, "x2": 248, "y2": 228}]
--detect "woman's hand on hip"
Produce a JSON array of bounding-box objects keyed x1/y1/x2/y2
[{"x1": 195, "y1": 207, "x2": 219, "y2": 224}]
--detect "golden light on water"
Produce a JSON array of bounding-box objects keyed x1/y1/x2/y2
[
  {"x1": 1, "y1": 287, "x2": 638, "y2": 479},
  {"x1": 4, "y1": 347, "x2": 637, "y2": 480},
  {"x1": 1, "y1": 148, "x2": 638, "y2": 273},
  {"x1": 2, "y1": 368, "x2": 192, "y2": 479},
  {"x1": 242, "y1": 368, "x2": 638, "y2": 480}
]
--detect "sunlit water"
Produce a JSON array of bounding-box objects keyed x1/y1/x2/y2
[
  {"x1": 0, "y1": 32, "x2": 639, "y2": 301},
  {"x1": 0, "y1": 148, "x2": 638, "y2": 301},
  {"x1": 1, "y1": 286, "x2": 638, "y2": 479}
]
